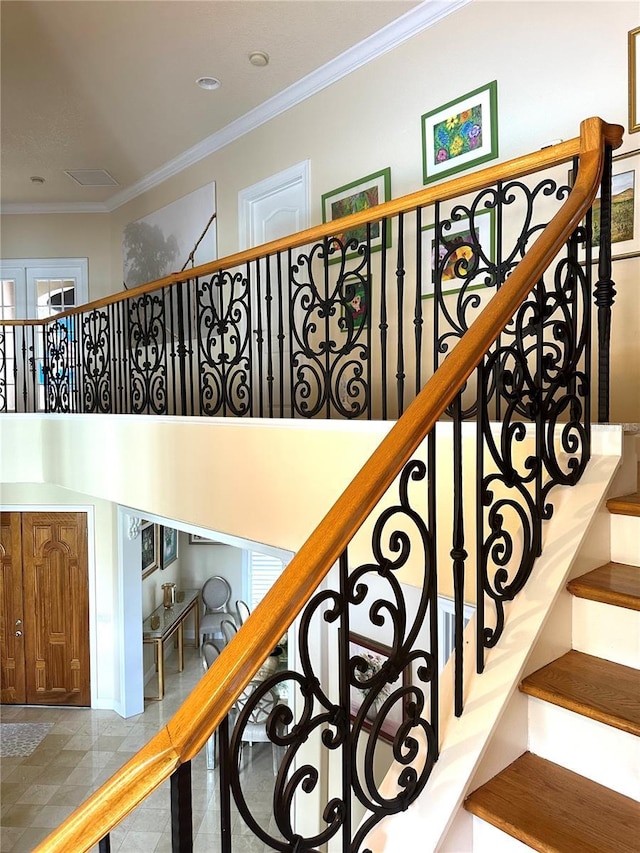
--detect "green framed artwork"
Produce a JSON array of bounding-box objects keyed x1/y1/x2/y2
[
  {"x1": 321, "y1": 168, "x2": 392, "y2": 261},
  {"x1": 570, "y1": 148, "x2": 640, "y2": 261},
  {"x1": 421, "y1": 208, "x2": 495, "y2": 298},
  {"x1": 341, "y1": 275, "x2": 369, "y2": 331},
  {"x1": 421, "y1": 81, "x2": 498, "y2": 185}
]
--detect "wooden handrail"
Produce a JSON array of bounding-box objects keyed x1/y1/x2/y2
[
  {"x1": 20, "y1": 133, "x2": 605, "y2": 325},
  {"x1": 34, "y1": 117, "x2": 623, "y2": 853}
]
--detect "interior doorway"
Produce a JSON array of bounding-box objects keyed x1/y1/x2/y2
[{"x1": 0, "y1": 511, "x2": 90, "y2": 706}]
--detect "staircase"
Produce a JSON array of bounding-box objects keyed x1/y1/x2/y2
[{"x1": 464, "y1": 448, "x2": 640, "y2": 851}]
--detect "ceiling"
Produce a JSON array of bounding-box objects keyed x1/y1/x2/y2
[{"x1": 0, "y1": 0, "x2": 454, "y2": 212}]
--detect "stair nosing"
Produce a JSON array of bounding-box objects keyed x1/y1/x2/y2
[
  {"x1": 567, "y1": 561, "x2": 640, "y2": 612},
  {"x1": 520, "y1": 650, "x2": 640, "y2": 737}
]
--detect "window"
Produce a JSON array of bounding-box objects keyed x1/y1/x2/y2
[
  {"x1": 246, "y1": 550, "x2": 285, "y2": 610},
  {"x1": 437, "y1": 596, "x2": 474, "y2": 671}
]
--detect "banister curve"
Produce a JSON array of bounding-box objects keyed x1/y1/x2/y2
[{"x1": 33, "y1": 116, "x2": 623, "y2": 853}]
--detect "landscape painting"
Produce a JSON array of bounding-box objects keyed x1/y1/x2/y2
[{"x1": 122, "y1": 183, "x2": 217, "y2": 289}]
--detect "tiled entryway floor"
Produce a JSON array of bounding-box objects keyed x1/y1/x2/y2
[{"x1": 1, "y1": 646, "x2": 278, "y2": 852}]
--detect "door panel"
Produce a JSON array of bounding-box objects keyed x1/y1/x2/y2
[
  {"x1": 0, "y1": 513, "x2": 26, "y2": 703},
  {"x1": 22, "y1": 512, "x2": 90, "y2": 706}
]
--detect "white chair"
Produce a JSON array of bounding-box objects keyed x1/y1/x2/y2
[
  {"x1": 235, "y1": 599, "x2": 251, "y2": 626},
  {"x1": 199, "y1": 576, "x2": 232, "y2": 645},
  {"x1": 235, "y1": 680, "x2": 285, "y2": 776},
  {"x1": 201, "y1": 641, "x2": 221, "y2": 769},
  {"x1": 220, "y1": 618, "x2": 237, "y2": 647}
]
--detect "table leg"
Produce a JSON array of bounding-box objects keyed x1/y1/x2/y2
[
  {"x1": 178, "y1": 623, "x2": 184, "y2": 672},
  {"x1": 157, "y1": 639, "x2": 165, "y2": 699},
  {"x1": 194, "y1": 600, "x2": 200, "y2": 649}
]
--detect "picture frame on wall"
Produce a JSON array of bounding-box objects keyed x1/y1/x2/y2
[
  {"x1": 629, "y1": 26, "x2": 640, "y2": 134},
  {"x1": 141, "y1": 521, "x2": 159, "y2": 579},
  {"x1": 421, "y1": 81, "x2": 498, "y2": 185},
  {"x1": 321, "y1": 168, "x2": 392, "y2": 262},
  {"x1": 340, "y1": 274, "x2": 369, "y2": 331},
  {"x1": 571, "y1": 148, "x2": 639, "y2": 261},
  {"x1": 161, "y1": 526, "x2": 178, "y2": 569},
  {"x1": 348, "y1": 632, "x2": 407, "y2": 744},
  {"x1": 421, "y1": 208, "x2": 495, "y2": 297},
  {"x1": 189, "y1": 533, "x2": 220, "y2": 544}
]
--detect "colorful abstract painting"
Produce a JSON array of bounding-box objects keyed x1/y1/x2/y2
[{"x1": 432, "y1": 105, "x2": 483, "y2": 166}]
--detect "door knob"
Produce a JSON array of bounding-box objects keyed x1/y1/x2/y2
[{"x1": 15, "y1": 630, "x2": 23, "y2": 637}]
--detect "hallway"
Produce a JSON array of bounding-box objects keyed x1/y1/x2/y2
[{"x1": 0, "y1": 646, "x2": 277, "y2": 852}]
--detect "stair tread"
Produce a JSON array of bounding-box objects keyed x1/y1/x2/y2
[
  {"x1": 607, "y1": 490, "x2": 640, "y2": 517},
  {"x1": 567, "y1": 562, "x2": 640, "y2": 611},
  {"x1": 465, "y1": 752, "x2": 640, "y2": 853},
  {"x1": 520, "y1": 650, "x2": 640, "y2": 736}
]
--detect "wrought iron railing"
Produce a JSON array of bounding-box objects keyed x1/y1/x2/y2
[{"x1": 27, "y1": 117, "x2": 621, "y2": 853}]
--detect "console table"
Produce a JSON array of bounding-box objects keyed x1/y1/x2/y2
[{"x1": 143, "y1": 588, "x2": 200, "y2": 700}]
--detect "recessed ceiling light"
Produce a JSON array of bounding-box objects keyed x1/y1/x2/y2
[
  {"x1": 196, "y1": 76, "x2": 221, "y2": 90},
  {"x1": 249, "y1": 51, "x2": 269, "y2": 67},
  {"x1": 30, "y1": 175, "x2": 45, "y2": 184}
]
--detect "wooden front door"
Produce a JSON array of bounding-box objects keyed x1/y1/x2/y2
[
  {"x1": 0, "y1": 513, "x2": 26, "y2": 703},
  {"x1": 0, "y1": 511, "x2": 90, "y2": 706}
]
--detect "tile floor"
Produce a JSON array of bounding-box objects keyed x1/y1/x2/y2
[{"x1": 0, "y1": 646, "x2": 279, "y2": 852}]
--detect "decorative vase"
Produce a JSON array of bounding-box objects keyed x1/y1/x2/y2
[{"x1": 162, "y1": 582, "x2": 176, "y2": 608}]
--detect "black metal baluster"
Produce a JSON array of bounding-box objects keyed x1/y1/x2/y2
[
  {"x1": 277, "y1": 251, "x2": 285, "y2": 418},
  {"x1": 414, "y1": 207, "x2": 423, "y2": 398},
  {"x1": 218, "y1": 716, "x2": 232, "y2": 853},
  {"x1": 175, "y1": 282, "x2": 187, "y2": 416},
  {"x1": 432, "y1": 202, "x2": 441, "y2": 378},
  {"x1": 41, "y1": 323, "x2": 49, "y2": 413},
  {"x1": 98, "y1": 834, "x2": 111, "y2": 852},
  {"x1": 21, "y1": 324, "x2": 28, "y2": 411},
  {"x1": 380, "y1": 221, "x2": 388, "y2": 420},
  {"x1": 494, "y1": 181, "x2": 504, "y2": 421},
  {"x1": 170, "y1": 761, "x2": 193, "y2": 853},
  {"x1": 266, "y1": 253, "x2": 274, "y2": 418},
  {"x1": 323, "y1": 237, "x2": 331, "y2": 419},
  {"x1": 339, "y1": 550, "x2": 352, "y2": 852},
  {"x1": 451, "y1": 392, "x2": 467, "y2": 716},
  {"x1": 476, "y1": 359, "x2": 486, "y2": 675},
  {"x1": 396, "y1": 212, "x2": 405, "y2": 417},
  {"x1": 427, "y1": 426, "x2": 439, "y2": 747},
  {"x1": 255, "y1": 259, "x2": 264, "y2": 418},
  {"x1": 534, "y1": 279, "x2": 544, "y2": 557},
  {"x1": 186, "y1": 277, "x2": 195, "y2": 416},
  {"x1": 594, "y1": 145, "x2": 615, "y2": 424}
]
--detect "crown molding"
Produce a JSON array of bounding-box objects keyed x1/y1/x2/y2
[{"x1": 2, "y1": 0, "x2": 471, "y2": 217}]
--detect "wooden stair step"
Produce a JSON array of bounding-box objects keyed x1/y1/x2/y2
[
  {"x1": 520, "y1": 650, "x2": 640, "y2": 736},
  {"x1": 567, "y1": 562, "x2": 640, "y2": 611},
  {"x1": 465, "y1": 752, "x2": 640, "y2": 853},
  {"x1": 606, "y1": 490, "x2": 640, "y2": 517}
]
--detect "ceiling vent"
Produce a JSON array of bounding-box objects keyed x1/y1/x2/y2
[{"x1": 64, "y1": 169, "x2": 119, "y2": 187}]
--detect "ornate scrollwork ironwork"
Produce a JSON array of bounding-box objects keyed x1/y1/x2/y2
[
  {"x1": 44, "y1": 318, "x2": 72, "y2": 413},
  {"x1": 128, "y1": 292, "x2": 167, "y2": 414},
  {"x1": 289, "y1": 237, "x2": 370, "y2": 419},
  {"x1": 228, "y1": 459, "x2": 436, "y2": 851},
  {"x1": 0, "y1": 326, "x2": 6, "y2": 411},
  {"x1": 82, "y1": 308, "x2": 111, "y2": 412},
  {"x1": 197, "y1": 270, "x2": 251, "y2": 416}
]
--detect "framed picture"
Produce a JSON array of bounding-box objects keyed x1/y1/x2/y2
[
  {"x1": 572, "y1": 149, "x2": 640, "y2": 261},
  {"x1": 421, "y1": 81, "x2": 498, "y2": 185},
  {"x1": 161, "y1": 525, "x2": 178, "y2": 569},
  {"x1": 629, "y1": 27, "x2": 640, "y2": 134},
  {"x1": 341, "y1": 275, "x2": 369, "y2": 331},
  {"x1": 348, "y1": 632, "x2": 407, "y2": 744},
  {"x1": 421, "y1": 208, "x2": 495, "y2": 297},
  {"x1": 321, "y1": 168, "x2": 392, "y2": 262},
  {"x1": 189, "y1": 533, "x2": 221, "y2": 544},
  {"x1": 141, "y1": 522, "x2": 159, "y2": 579}
]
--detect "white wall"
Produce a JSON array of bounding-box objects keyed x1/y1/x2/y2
[{"x1": 1, "y1": 1, "x2": 637, "y2": 420}]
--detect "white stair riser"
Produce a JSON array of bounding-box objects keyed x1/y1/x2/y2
[
  {"x1": 610, "y1": 514, "x2": 640, "y2": 566},
  {"x1": 572, "y1": 597, "x2": 640, "y2": 669},
  {"x1": 527, "y1": 697, "x2": 640, "y2": 801},
  {"x1": 472, "y1": 817, "x2": 534, "y2": 851}
]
